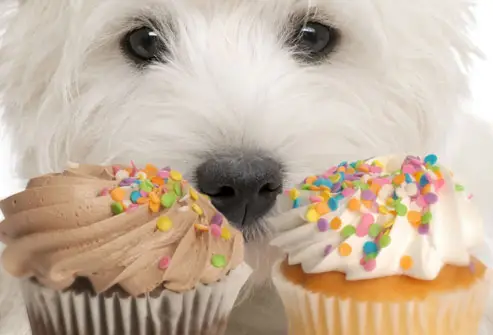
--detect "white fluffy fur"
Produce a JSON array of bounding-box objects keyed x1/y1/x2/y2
[{"x1": 1, "y1": 0, "x2": 492, "y2": 334}]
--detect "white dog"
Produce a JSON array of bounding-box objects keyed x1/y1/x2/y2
[{"x1": 1, "y1": 0, "x2": 493, "y2": 334}]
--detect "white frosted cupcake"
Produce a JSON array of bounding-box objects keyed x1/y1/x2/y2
[
  {"x1": 0, "y1": 162, "x2": 251, "y2": 335},
  {"x1": 270, "y1": 154, "x2": 490, "y2": 335}
]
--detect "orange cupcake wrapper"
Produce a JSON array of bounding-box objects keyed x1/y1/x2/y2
[{"x1": 273, "y1": 262, "x2": 492, "y2": 335}]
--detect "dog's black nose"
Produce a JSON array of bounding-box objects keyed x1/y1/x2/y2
[{"x1": 195, "y1": 154, "x2": 283, "y2": 226}]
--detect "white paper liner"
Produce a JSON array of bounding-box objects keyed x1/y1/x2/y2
[
  {"x1": 272, "y1": 261, "x2": 492, "y2": 335},
  {"x1": 21, "y1": 263, "x2": 252, "y2": 335}
]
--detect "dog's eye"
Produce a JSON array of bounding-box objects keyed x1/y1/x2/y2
[
  {"x1": 121, "y1": 27, "x2": 166, "y2": 65},
  {"x1": 290, "y1": 22, "x2": 339, "y2": 62}
]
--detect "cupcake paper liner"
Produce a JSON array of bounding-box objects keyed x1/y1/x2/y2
[
  {"x1": 21, "y1": 263, "x2": 252, "y2": 335},
  {"x1": 272, "y1": 262, "x2": 491, "y2": 335}
]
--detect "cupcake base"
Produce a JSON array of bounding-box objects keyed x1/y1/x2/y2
[
  {"x1": 273, "y1": 260, "x2": 491, "y2": 335},
  {"x1": 21, "y1": 263, "x2": 252, "y2": 335}
]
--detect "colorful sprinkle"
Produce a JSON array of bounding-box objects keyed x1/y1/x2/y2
[
  {"x1": 368, "y1": 224, "x2": 382, "y2": 237},
  {"x1": 363, "y1": 241, "x2": 378, "y2": 254},
  {"x1": 423, "y1": 154, "x2": 438, "y2": 165},
  {"x1": 210, "y1": 224, "x2": 222, "y2": 237},
  {"x1": 330, "y1": 217, "x2": 342, "y2": 230},
  {"x1": 211, "y1": 254, "x2": 227, "y2": 268},
  {"x1": 400, "y1": 256, "x2": 414, "y2": 270},
  {"x1": 379, "y1": 235, "x2": 391, "y2": 248},
  {"x1": 169, "y1": 170, "x2": 183, "y2": 181},
  {"x1": 341, "y1": 225, "x2": 356, "y2": 238},
  {"x1": 306, "y1": 208, "x2": 320, "y2": 223},
  {"x1": 221, "y1": 227, "x2": 232, "y2": 240},
  {"x1": 211, "y1": 213, "x2": 224, "y2": 226},
  {"x1": 455, "y1": 184, "x2": 465, "y2": 192},
  {"x1": 160, "y1": 193, "x2": 176, "y2": 208},
  {"x1": 158, "y1": 256, "x2": 171, "y2": 270},
  {"x1": 156, "y1": 216, "x2": 173, "y2": 232},
  {"x1": 317, "y1": 218, "x2": 329, "y2": 232},
  {"x1": 111, "y1": 202, "x2": 124, "y2": 215},
  {"x1": 191, "y1": 203, "x2": 204, "y2": 216},
  {"x1": 338, "y1": 243, "x2": 352, "y2": 256}
]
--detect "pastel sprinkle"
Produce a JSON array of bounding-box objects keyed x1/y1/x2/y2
[
  {"x1": 317, "y1": 218, "x2": 329, "y2": 232},
  {"x1": 455, "y1": 184, "x2": 465, "y2": 192},
  {"x1": 338, "y1": 243, "x2": 352, "y2": 256},
  {"x1": 191, "y1": 203, "x2": 204, "y2": 216},
  {"x1": 111, "y1": 202, "x2": 124, "y2": 215},
  {"x1": 423, "y1": 193, "x2": 438, "y2": 205},
  {"x1": 418, "y1": 224, "x2": 429, "y2": 235},
  {"x1": 169, "y1": 170, "x2": 183, "y2": 181},
  {"x1": 421, "y1": 211, "x2": 433, "y2": 224},
  {"x1": 324, "y1": 245, "x2": 333, "y2": 256},
  {"x1": 161, "y1": 193, "x2": 176, "y2": 208},
  {"x1": 221, "y1": 227, "x2": 232, "y2": 240},
  {"x1": 130, "y1": 191, "x2": 141, "y2": 204},
  {"x1": 361, "y1": 190, "x2": 376, "y2": 201},
  {"x1": 363, "y1": 259, "x2": 376, "y2": 272},
  {"x1": 210, "y1": 224, "x2": 222, "y2": 237},
  {"x1": 423, "y1": 154, "x2": 438, "y2": 165},
  {"x1": 341, "y1": 225, "x2": 356, "y2": 238},
  {"x1": 330, "y1": 217, "x2": 342, "y2": 230},
  {"x1": 156, "y1": 216, "x2": 173, "y2": 232},
  {"x1": 395, "y1": 202, "x2": 408, "y2": 216},
  {"x1": 315, "y1": 202, "x2": 330, "y2": 215},
  {"x1": 363, "y1": 241, "x2": 378, "y2": 254},
  {"x1": 347, "y1": 198, "x2": 361, "y2": 211},
  {"x1": 289, "y1": 188, "x2": 300, "y2": 200},
  {"x1": 379, "y1": 235, "x2": 391, "y2": 248},
  {"x1": 158, "y1": 256, "x2": 171, "y2": 270},
  {"x1": 400, "y1": 256, "x2": 414, "y2": 270},
  {"x1": 211, "y1": 254, "x2": 227, "y2": 268},
  {"x1": 306, "y1": 208, "x2": 320, "y2": 222},
  {"x1": 110, "y1": 188, "x2": 126, "y2": 202},
  {"x1": 328, "y1": 197, "x2": 339, "y2": 211},
  {"x1": 173, "y1": 183, "x2": 182, "y2": 196},
  {"x1": 190, "y1": 188, "x2": 199, "y2": 201},
  {"x1": 368, "y1": 224, "x2": 382, "y2": 237},
  {"x1": 211, "y1": 213, "x2": 224, "y2": 226}
]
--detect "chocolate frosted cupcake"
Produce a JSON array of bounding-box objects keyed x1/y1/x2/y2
[{"x1": 0, "y1": 163, "x2": 251, "y2": 335}]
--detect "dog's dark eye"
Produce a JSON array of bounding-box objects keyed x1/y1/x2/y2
[
  {"x1": 121, "y1": 27, "x2": 167, "y2": 65},
  {"x1": 290, "y1": 22, "x2": 339, "y2": 62}
]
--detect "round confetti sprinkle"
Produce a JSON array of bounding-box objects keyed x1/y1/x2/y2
[
  {"x1": 157, "y1": 216, "x2": 173, "y2": 232},
  {"x1": 110, "y1": 188, "x2": 125, "y2": 202},
  {"x1": 455, "y1": 184, "x2": 465, "y2": 192},
  {"x1": 361, "y1": 190, "x2": 376, "y2": 201},
  {"x1": 363, "y1": 259, "x2": 376, "y2": 272},
  {"x1": 378, "y1": 206, "x2": 389, "y2": 214},
  {"x1": 324, "y1": 245, "x2": 333, "y2": 256},
  {"x1": 361, "y1": 213, "x2": 374, "y2": 226},
  {"x1": 423, "y1": 154, "x2": 438, "y2": 165},
  {"x1": 423, "y1": 193, "x2": 438, "y2": 205},
  {"x1": 306, "y1": 208, "x2": 320, "y2": 223},
  {"x1": 341, "y1": 225, "x2": 356, "y2": 238},
  {"x1": 192, "y1": 203, "x2": 204, "y2": 216},
  {"x1": 211, "y1": 254, "x2": 227, "y2": 268},
  {"x1": 348, "y1": 198, "x2": 361, "y2": 211},
  {"x1": 421, "y1": 211, "x2": 432, "y2": 224},
  {"x1": 190, "y1": 188, "x2": 199, "y2": 201},
  {"x1": 330, "y1": 217, "x2": 342, "y2": 230},
  {"x1": 170, "y1": 170, "x2": 183, "y2": 181},
  {"x1": 328, "y1": 197, "x2": 338, "y2": 211},
  {"x1": 400, "y1": 256, "x2": 414, "y2": 270},
  {"x1": 211, "y1": 224, "x2": 222, "y2": 237},
  {"x1": 395, "y1": 203, "x2": 408, "y2": 216},
  {"x1": 158, "y1": 256, "x2": 171, "y2": 270},
  {"x1": 111, "y1": 202, "x2": 124, "y2": 215},
  {"x1": 368, "y1": 224, "x2": 382, "y2": 237},
  {"x1": 157, "y1": 170, "x2": 170, "y2": 179},
  {"x1": 211, "y1": 213, "x2": 224, "y2": 226},
  {"x1": 407, "y1": 211, "x2": 421, "y2": 224},
  {"x1": 149, "y1": 192, "x2": 160, "y2": 204},
  {"x1": 130, "y1": 191, "x2": 141, "y2": 204},
  {"x1": 342, "y1": 187, "x2": 356, "y2": 198},
  {"x1": 315, "y1": 202, "x2": 330, "y2": 215},
  {"x1": 194, "y1": 223, "x2": 209, "y2": 232},
  {"x1": 379, "y1": 235, "x2": 391, "y2": 248},
  {"x1": 418, "y1": 224, "x2": 429, "y2": 235},
  {"x1": 161, "y1": 193, "x2": 176, "y2": 208},
  {"x1": 356, "y1": 222, "x2": 370, "y2": 237},
  {"x1": 289, "y1": 188, "x2": 300, "y2": 200},
  {"x1": 338, "y1": 243, "x2": 352, "y2": 256},
  {"x1": 317, "y1": 218, "x2": 329, "y2": 232},
  {"x1": 221, "y1": 227, "x2": 232, "y2": 240},
  {"x1": 140, "y1": 180, "x2": 154, "y2": 192},
  {"x1": 363, "y1": 241, "x2": 378, "y2": 254},
  {"x1": 174, "y1": 183, "x2": 183, "y2": 196}
]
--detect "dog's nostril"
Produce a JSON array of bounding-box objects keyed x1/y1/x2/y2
[
  {"x1": 207, "y1": 186, "x2": 236, "y2": 198},
  {"x1": 259, "y1": 183, "x2": 282, "y2": 195}
]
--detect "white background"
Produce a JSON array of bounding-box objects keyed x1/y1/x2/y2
[{"x1": 0, "y1": 2, "x2": 492, "y2": 196}]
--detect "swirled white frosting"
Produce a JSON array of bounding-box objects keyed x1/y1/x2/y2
[{"x1": 270, "y1": 154, "x2": 483, "y2": 280}]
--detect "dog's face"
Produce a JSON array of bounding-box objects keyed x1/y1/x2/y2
[{"x1": 0, "y1": 0, "x2": 474, "y2": 240}]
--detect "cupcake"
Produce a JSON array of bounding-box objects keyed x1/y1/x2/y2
[
  {"x1": 0, "y1": 162, "x2": 251, "y2": 335},
  {"x1": 270, "y1": 154, "x2": 490, "y2": 335}
]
